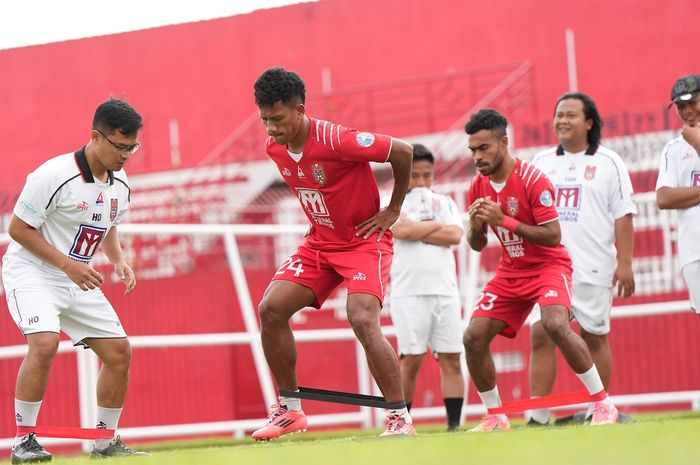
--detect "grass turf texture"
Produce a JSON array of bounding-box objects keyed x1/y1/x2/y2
[{"x1": 4, "y1": 412, "x2": 698, "y2": 465}]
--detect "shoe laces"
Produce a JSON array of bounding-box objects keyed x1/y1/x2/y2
[
  {"x1": 385, "y1": 413, "x2": 407, "y2": 431},
  {"x1": 110, "y1": 436, "x2": 134, "y2": 453},
  {"x1": 267, "y1": 404, "x2": 288, "y2": 423},
  {"x1": 21, "y1": 433, "x2": 45, "y2": 452}
]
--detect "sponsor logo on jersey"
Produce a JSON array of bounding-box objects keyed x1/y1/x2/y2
[
  {"x1": 353, "y1": 272, "x2": 367, "y2": 281},
  {"x1": 311, "y1": 163, "x2": 327, "y2": 185},
  {"x1": 555, "y1": 185, "x2": 581, "y2": 221},
  {"x1": 297, "y1": 166, "x2": 305, "y2": 178},
  {"x1": 545, "y1": 289, "x2": 559, "y2": 298},
  {"x1": 295, "y1": 187, "x2": 335, "y2": 229},
  {"x1": 96, "y1": 192, "x2": 104, "y2": 205},
  {"x1": 568, "y1": 162, "x2": 576, "y2": 171},
  {"x1": 281, "y1": 167, "x2": 291, "y2": 176},
  {"x1": 539, "y1": 190, "x2": 553, "y2": 207},
  {"x1": 110, "y1": 199, "x2": 118, "y2": 221},
  {"x1": 507, "y1": 196, "x2": 519, "y2": 216},
  {"x1": 69, "y1": 225, "x2": 107, "y2": 262},
  {"x1": 584, "y1": 165, "x2": 597, "y2": 180},
  {"x1": 77, "y1": 201, "x2": 89, "y2": 211},
  {"x1": 356, "y1": 132, "x2": 375, "y2": 147}
]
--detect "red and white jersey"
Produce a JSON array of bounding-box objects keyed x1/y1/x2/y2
[
  {"x1": 656, "y1": 136, "x2": 700, "y2": 269},
  {"x1": 3, "y1": 148, "x2": 130, "y2": 286},
  {"x1": 532, "y1": 145, "x2": 637, "y2": 286},
  {"x1": 468, "y1": 158, "x2": 571, "y2": 277},
  {"x1": 266, "y1": 117, "x2": 393, "y2": 250}
]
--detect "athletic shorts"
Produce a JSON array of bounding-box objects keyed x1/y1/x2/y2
[
  {"x1": 5, "y1": 285, "x2": 127, "y2": 344},
  {"x1": 682, "y1": 260, "x2": 700, "y2": 314},
  {"x1": 3, "y1": 257, "x2": 127, "y2": 344},
  {"x1": 272, "y1": 243, "x2": 393, "y2": 308},
  {"x1": 471, "y1": 267, "x2": 572, "y2": 338},
  {"x1": 528, "y1": 282, "x2": 613, "y2": 335},
  {"x1": 389, "y1": 294, "x2": 463, "y2": 356}
]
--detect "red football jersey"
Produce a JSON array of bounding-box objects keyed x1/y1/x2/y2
[
  {"x1": 266, "y1": 117, "x2": 394, "y2": 250},
  {"x1": 468, "y1": 158, "x2": 572, "y2": 276}
]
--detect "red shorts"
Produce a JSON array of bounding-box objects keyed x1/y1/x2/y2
[
  {"x1": 272, "y1": 243, "x2": 393, "y2": 308},
  {"x1": 471, "y1": 267, "x2": 572, "y2": 338}
]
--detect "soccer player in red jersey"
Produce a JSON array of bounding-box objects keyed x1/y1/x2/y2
[
  {"x1": 463, "y1": 109, "x2": 619, "y2": 431},
  {"x1": 251, "y1": 67, "x2": 416, "y2": 439}
]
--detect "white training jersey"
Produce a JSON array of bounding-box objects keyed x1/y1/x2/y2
[
  {"x1": 532, "y1": 145, "x2": 636, "y2": 286},
  {"x1": 655, "y1": 136, "x2": 700, "y2": 269},
  {"x1": 3, "y1": 148, "x2": 130, "y2": 286},
  {"x1": 383, "y1": 187, "x2": 463, "y2": 296}
]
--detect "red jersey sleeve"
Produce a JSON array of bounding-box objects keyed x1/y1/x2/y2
[
  {"x1": 528, "y1": 174, "x2": 559, "y2": 225},
  {"x1": 333, "y1": 125, "x2": 393, "y2": 163}
]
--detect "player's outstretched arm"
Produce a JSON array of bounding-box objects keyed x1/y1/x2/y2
[
  {"x1": 7, "y1": 214, "x2": 104, "y2": 291},
  {"x1": 102, "y1": 227, "x2": 136, "y2": 295},
  {"x1": 355, "y1": 139, "x2": 413, "y2": 241}
]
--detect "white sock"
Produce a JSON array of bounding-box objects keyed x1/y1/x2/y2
[
  {"x1": 477, "y1": 386, "x2": 508, "y2": 423},
  {"x1": 575, "y1": 365, "x2": 612, "y2": 405},
  {"x1": 388, "y1": 407, "x2": 413, "y2": 424},
  {"x1": 529, "y1": 405, "x2": 550, "y2": 424},
  {"x1": 94, "y1": 406, "x2": 122, "y2": 449},
  {"x1": 14, "y1": 399, "x2": 42, "y2": 444},
  {"x1": 279, "y1": 395, "x2": 302, "y2": 412}
]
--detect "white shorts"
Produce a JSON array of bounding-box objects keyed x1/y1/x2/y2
[
  {"x1": 682, "y1": 261, "x2": 700, "y2": 314},
  {"x1": 389, "y1": 295, "x2": 463, "y2": 356},
  {"x1": 528, "y1": 282, "x2": 613, "y2": 335},
  {"x1": 5, "y1": 285, "x2": 127, "y2": 345}
]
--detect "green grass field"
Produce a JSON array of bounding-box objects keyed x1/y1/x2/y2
[{"x1": 4, "y1": 412, "x2": 699, "y2": 465}]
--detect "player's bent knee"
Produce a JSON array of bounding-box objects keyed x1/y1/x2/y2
[
  {"x1": 530, "y1": 323, "x2": 554, "y2": 349},
  {"x1": 462, "y1": 329, "x2": 486, "y2": 355},
  {"x1": 26, "y1": 334, "x2": 60, "y2": 361}
]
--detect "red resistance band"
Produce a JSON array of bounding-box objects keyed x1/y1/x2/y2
[
  {"x1": 17, "y1": 426, "x2": 115, "y2": 440},
  {"x1": 488, "y1": 390, "x2": 604, "y2": 414}
]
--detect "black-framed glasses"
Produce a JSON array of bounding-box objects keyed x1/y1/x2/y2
[{"x1": 93, "y1": 128, "x2": 140, "y2": 154}]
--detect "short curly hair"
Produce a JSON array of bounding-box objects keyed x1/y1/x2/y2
[
  {"x1": 464, "y1": 108, "x2": 508, "y2": 137},
  {"x1": 254, "y1": 67, "x2": 306, "y2": 107},
  {"x1": 92, "y1": 98, "x2": 143, "y2": 136}
]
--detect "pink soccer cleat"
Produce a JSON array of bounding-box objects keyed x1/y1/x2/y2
[
  {"x1": 468, "y1": 414, "x2": 511, "y2": 432},
  {"x1": 251, "y1": 404, "x2": 308, "y2": 441},
  {"x1": 379, "y1": 413, "x2": 417, "y2": 437},
  {"x1": 590, "y1": 402, "x2": 619, "y2": 426}
]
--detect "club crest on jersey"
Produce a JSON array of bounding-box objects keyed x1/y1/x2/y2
[
  {"x1": 356, "y1": 132, "x2": 375, "y2": 148},
  {"x1": 691, "y1": 171, "x2": 700, "y2": 187},
  {"x1": 77, "y1": 201, "x2": 89, "y2": 211},
  {"x1": 281, "y1": 167, "x2": 291, "y2": 177},
  {"x1": 311, "y1": 163, "x2": 327, "y2": 185},
  {"x1": 539, "y1": 190, "x2": 553, "y2": 207},
  {"x1": 506, "y1": 196, "x2": 519, "y2": 216},
  {"x1": 96, "y1": 192, "x2": 104, "y2": 205},
  {"x1": 584, "y1": 165, "x2": 597, "y2": 180},
  {"x1": 110, "y1": 199, "x2": 118, "y2": 221}
]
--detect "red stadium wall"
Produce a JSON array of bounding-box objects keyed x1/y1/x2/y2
[{"x1": 0, "y1": 0, "x2": 695, "y2": 190}]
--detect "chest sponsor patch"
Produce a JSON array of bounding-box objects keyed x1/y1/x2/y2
[{"x1": 69, "y1": 225, "x2": 107, "y2": 262}]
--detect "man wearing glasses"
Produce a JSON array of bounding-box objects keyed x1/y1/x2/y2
[{"x1": 2, "y1": 98, "x2": 147, "y2": 462}]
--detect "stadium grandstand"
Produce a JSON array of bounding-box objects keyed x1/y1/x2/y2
[{"x1": 0, "y1": 0, "x2": 698, "y2": 454}]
